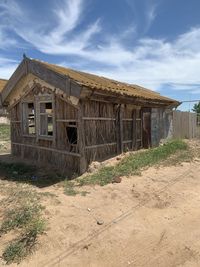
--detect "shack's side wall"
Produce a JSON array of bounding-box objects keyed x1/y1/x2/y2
[
  {"x1": 81, "y1": 99, "x2": 142, "y2": 165},
  {"x1": 151, "y1": 108, "x2": 173, "y2": 146},
  {"x1": 82, "y1": 99, "x2": 118, "y2": 164},
  {"x1": 10, "y1": 86, "x2": 80, "y2": 174}
]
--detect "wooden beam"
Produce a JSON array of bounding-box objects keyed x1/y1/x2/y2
[
  {"x1": 87, "y1": 91, "x2": 174, "y2": 107},
  {"x1": 123, "y1": 140, "x2": 132, "y2": 144},
  {"x1": 119, "y1": 104, "x2": 124, "y2": 153},
  {"x1": 85, "y1": 142, "x2": 117, "y2": 149},
  {"x1": 77, "y1": 102, "x2": 87, "y2": 174},
  {"x1": 56, "y1": 119, "x2": 77, "y2": 123},
  {"x1": 12, "y1": 142, "x2": 81, "y2": 157},
  {"x1": 132, "y1": 110, "x2": 137, "y2": 150},
  {"x1": 1, "y1": 59, "x2": 26, "y2": 103},
  {"x1": 83, "y1": 117, "x2": 116, "y2": 121}
]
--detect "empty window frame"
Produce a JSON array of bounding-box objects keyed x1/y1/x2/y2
[
  {"x1": 66, "y1": 122, "x2": 78, "y2": 151},
  {"x1": 22, "y1": 102, "x2": 36, "y2": 135},
  {"x1": 39, "y1": 102, "x2": 54, "y2": 137}
]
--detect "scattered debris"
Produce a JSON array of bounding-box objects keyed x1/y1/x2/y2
[
  {"x1": 112, "y1": 176, "x2": 122, "y2": 183},
  {"x1": 83, "y1": 243, "x2": 91, "y2": 250},
  {"x1": 88, "y1": 161, "x2": 102, "y2": 173},
  {"x1": 97, "y1": 219, "x2": 104, "y2": 225}
]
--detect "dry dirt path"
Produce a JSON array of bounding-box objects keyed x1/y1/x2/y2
[{"x1": 3, "y1": 146, "x2": 200, "y2": 267}]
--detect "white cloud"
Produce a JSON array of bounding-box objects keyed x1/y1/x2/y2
[
  {"x1": 0, "y1": 57, "x2": 18, "y2": 79},
  {"x1": 0, "y1": 0, "x2": 101, "y2": 55},
  {"x1": 0, "y1": 0, "x2": 200, "y2": 95},
  {"x1": 0, "y1": 26, "x2": 17, "y2": 49}
]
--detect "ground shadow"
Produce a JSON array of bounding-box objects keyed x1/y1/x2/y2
[{"x1": 0, "y1": 154, "x2": 69, "y2": 188}]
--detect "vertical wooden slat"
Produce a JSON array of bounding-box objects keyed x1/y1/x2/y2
[
  {"x1": 140, "y1": 109, "x2": 143, "y2": 148},
  {"x1": 35, "y1": 96, "x2": 40, "y2": 142},
  {"x1": 119, "y1": 104, "x2": 124, "y2": 153},
  {"x1": 132, "y1": 109, "x2": 137, "y2": 150},
  {"x1": 78, "y1": 101, "x2": 87, "y2": 174},
  {"x1": 52, "y1": 93, "x2": 56, "y2": 147}
]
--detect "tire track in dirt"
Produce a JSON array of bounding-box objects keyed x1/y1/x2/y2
[{"x1": 41, "y1": 166, "x2": 194, "y2": 267}]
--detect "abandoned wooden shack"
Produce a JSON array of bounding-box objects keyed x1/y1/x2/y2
[{"x1": 0, "y1": 57, "x2": 180, "y2": 174}]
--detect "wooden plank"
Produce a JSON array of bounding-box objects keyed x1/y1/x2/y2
[
  {"x1": 85, "y1": 142, "x2": 117, "y2": 149},
  {"x1": 88, "y1": 92, "x2": 173, "y2": 107},
  {"x1": 29, "y1": 60, "x2": 82, "y2": 98},
  {"x1": 119, "y1": 104, "x2": 124, "y2": 153},
  {"x1": 132, "y1": 110, "x2": 136, "y2": 150},
  {"x1": 12, "y1": 142, "x2": 81, "y2": 157},
  {"x1": 1, "y1": 59, "x2": 26, "y2": 103},
  {"x1": 52, "y1": 93, "x2": 56, "y2": 146},
  {"x1": 78, "y1": 102, "x2": 87, "y2": 174},
  {"x1": 83, "y1": 117, "x2": 116, "y2": 121},
  {"x1": 56, "y1": 119, "x2": 77, "y2": 122},
  {"x1": 35, "y1": 95, "x2": 40, "y2": 142},
  {"x1": 122, "y1": 140, "x2": 132, "y2": 144}
]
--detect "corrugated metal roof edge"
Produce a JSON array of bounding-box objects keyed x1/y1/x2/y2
[{"x1": 31, "y1": 59, "x2": 179, "y2": 105}]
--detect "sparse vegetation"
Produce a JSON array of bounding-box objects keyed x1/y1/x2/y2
[
  {"x1": 2, "y1": 218, "x2": 45, "y2": 264},
  {"x1": 0, "y1": 185, "x2": 46, "y2": 264},
  {"x1": 0, "y1": 124, "x2": 10, "y2": 141},
  {"x1": 64, "y1": 140, "x2": 189, "y2": 193},
  {"x1": 0, "y1": 204, "x2": 43, "y2": 235},
  {"x1": 64, "y1": 180, "x2": 78, "y2": 196}
]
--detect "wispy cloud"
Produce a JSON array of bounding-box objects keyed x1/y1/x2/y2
[
  {"x1": 0, "y1": 0, "x2": 200, "y2": 96},
  {"x1": 0, "y1": 57, "x2": 18, "y2": 78},
  {"x1": 0, "y1": 0, "x2": 101, "y2": 54}
]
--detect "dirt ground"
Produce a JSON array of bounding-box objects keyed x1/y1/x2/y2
[{"x1": 1, "y1": 140, "x2": 200, "y2": 267}]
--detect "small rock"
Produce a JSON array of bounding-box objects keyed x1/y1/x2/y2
[
  {"x1": 87, "y1": 208, "x2": 91, "y2": 212},
  {"x1": 88, "y1": 161, "x2": 101, "y2": 173},
  {"x1": 116, "y1": 156, "x2": 122, "y2": 161},
  {"x1": 112, "y1": 176, "x2": 122, "y2": 183},
  {"x1": 97, "y1": 219, "x2": 104, "y2": 225},
  {"x1": 83, "y1": 243, "x2": 91, "y2": 250}
]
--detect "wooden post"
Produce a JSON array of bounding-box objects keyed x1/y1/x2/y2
[
  {"x1": 78, "y1": 101, "x2": 87, "y2": 174},
  {"x1": 132, "y1": 109, "x2": 137, "y2": 150},
  {"x1": 116, "y1": 104, "x2": 124, "y2": 154},
  {"x1": 118, "y1": 104, "x2": 124, "y2": 153}
]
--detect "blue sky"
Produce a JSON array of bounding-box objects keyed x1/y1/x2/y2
[{"x1": 0, "y1": 0, "x2": 200, "y2": 110}]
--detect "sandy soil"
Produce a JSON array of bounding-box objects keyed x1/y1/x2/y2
[{"x1": 1, "y1": 141, "x2": 200, "y2": 267}]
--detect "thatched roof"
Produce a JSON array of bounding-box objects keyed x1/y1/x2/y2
[
  {"x1": 34, "y1": 59, "x2": 178, "y2": 104},
  {"x1": 0, "y1": 79, "x2": 7, "y2": 92}
]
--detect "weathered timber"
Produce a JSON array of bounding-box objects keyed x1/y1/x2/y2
[
  {"x1": 78, "y1": 101, "x2": 87, "y2": 174},
  {"x1": 12, "y1": 142, "x2": 81, "y2": 157},
  {"x1": 85, "y1": 142, "x2": 117, "y2": 149}
]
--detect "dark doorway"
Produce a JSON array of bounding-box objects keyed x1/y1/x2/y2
[{"x1": 142, "y1": 108, "x2": 151, "y2": 148}]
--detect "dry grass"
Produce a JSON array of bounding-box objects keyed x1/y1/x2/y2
[
  {"x1": 0, "y1": 183, "x2": 46, "y2": 264},
  {"x1": 64, "y1": 139, "x2": 189, "y2": 195}
]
